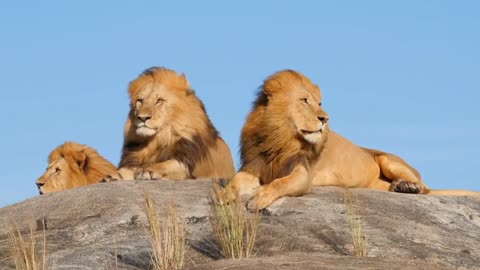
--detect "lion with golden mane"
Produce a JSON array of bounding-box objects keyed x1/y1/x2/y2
[
  {"x1": 223, "y1": 70, "x2": 479, "y2": 211},
  {"x1": 36, "y1": 142, "x2": 117, "y2": 194},
  {"x1": 102, "y1": 67, "x2": 235, "y2": 181}
]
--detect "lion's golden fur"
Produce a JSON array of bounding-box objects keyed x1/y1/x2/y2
[
  {"x1": 224, "y1": 69, "x2": 479, "y2": 211},
  {"x1": 110, "y1": 67, "x2": 235, "y2": 181},
  {"x1": 36, "y1": 142, "x2": 117, "y2": 194}
]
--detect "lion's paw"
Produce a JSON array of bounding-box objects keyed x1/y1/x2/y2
[
  {"x1": 389, "y1": 180, "x2": 421, "y2": 194},
  {"x1": 100, "y1": 172, "x2": 122, "y2": 183},
  {"x1": 134, "y1": 169, "x2": 160, "y2": 180},
  {"x1": 217, "y1": 188, "x2": 239, "y2": 205},
  {"x1": 245, "y1": 186, "x2": 278, "y2": 212}
]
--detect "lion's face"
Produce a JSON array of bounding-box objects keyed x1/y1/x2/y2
[
  {"x1": 290, "y1": 88, "x2": 329, "y2": 144},
  {"x1": 128, "y1": 67, "x2": 190, "y2": 138},
  {"x1": 36, "y1": 157, "x2": 86, "y2": 194},
  {"x1": 131, "y1": 86, "x2": 172, "y2": 137},
  {"x1": 264, "y1": 70, "x2": 329, "y2": 145}
]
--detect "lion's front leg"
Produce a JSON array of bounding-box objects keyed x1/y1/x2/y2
[
  {"x1": 100, "y1": 167, "x2": 136, "y2": 182},
  {"x1": 134, "y1": 160, "x2": 190, "y2": 180},
  {"x1": 220, "y1": 171, "x2": 260, "y2": 204},
  {"x1": 246, "y1": 165, "x2": 311, "y2": 211}
]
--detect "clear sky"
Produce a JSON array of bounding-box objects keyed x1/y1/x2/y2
[{"x1": 1, "y1": 1, "x2": 479, "y2": 207}]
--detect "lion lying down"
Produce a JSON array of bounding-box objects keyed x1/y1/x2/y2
[
  {"x1": 223, "y1": 70, "x2": 479, "y2": 211},
  {"x1": 102, "y1": 67, "x2": 236, "y2": 182},
  {"x1": 36, "y1": 142, "x2": 117, "y2": 194}
]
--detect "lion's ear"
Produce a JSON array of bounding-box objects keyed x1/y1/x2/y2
[
  {"x1": 128, "y1": 83, "x2": 141, "y2": 101},
  {"x1": 48, "y1": 151, "x2": 62, "y2": 164},
  {"x1": 180, "y1": 73, "x2": 190, "y2": 88},
  {"x1": 73, "y1": 152, "x2": 87, "y2": 170},
  {"x1": 263, "y1": 79, "x2": 282, "y2": 95}
]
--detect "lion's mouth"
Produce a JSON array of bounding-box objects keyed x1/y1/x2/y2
[
  {"x1": 137, "y1": 123, "x2": 151, "y2": 128},
  {"x1": 136, "y1": 125, "x2": 157, "y2": 136},
  {"x1": 136, "y1": 124, "x2": 156, "y2": 131},
  {"x1": 301, "y1": 128, "x2": 323, "y2": 135}
]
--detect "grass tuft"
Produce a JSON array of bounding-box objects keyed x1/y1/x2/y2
[
  {"x1": 8, "y1": 218, "x2": 48, "y2": 270},
  {"x1": 343, "y1": 189, "x2": 368, "y2": 257},
  {"x1": 144, "y1": 192, "x2": 187, "y2": 270},
  {"x1": 209, "y1": 181, "x2": 260, "y2": 259}
]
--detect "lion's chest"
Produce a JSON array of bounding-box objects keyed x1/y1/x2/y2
[{"x1": 132, "y1": 143, "x2": 176, "y2": 167}]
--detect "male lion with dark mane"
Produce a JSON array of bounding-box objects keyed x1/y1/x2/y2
[
  {"x1": 102, "y1": 67, "x2": 235, "y2": 182},
  {"x1": 223, "y1": 70, "x2": 479, "y2": 211},
  {"x1": 36, "y1": 142, "x2": 117, "y2": 194}
]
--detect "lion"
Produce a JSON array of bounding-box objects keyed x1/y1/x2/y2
[
  {"x1": 223, "y1": 69, "x2": 479, "y2": 211},
  {"x1": 102, "y1": 67, "x2": 236, "y2": 182},
  {"x1": 36, "y1": 142, "x2": 117, "y2": 194}
]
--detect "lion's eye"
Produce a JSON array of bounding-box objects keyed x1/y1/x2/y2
[
  {"x1": 300, "y1": 98, "x2": 309, "y2": 105},
  {"x1": 135, "y1": 99, "x2": 143, "y2": 108},
  {"x1": 55, "y1": 167, "x2": 61, "y2": 173},
  {"x1": 156, "y1": 98, "x2": 165, "y2": 105}
]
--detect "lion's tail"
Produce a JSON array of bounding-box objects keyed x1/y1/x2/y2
[{"x1": 424, "y1": 189, "x2": 480, "y2": 196}]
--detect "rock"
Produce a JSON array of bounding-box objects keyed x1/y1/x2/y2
[{"x1": 0, "y1": 180, "x2": 479, "y2": 269}]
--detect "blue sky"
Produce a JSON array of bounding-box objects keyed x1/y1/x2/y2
[{"x1": 1, "y1": 1, "x2": 479, "y2": 207}]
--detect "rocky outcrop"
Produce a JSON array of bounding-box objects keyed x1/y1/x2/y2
[{"x1": 0, "y1": 180, "x2": 479, "y2": 269}]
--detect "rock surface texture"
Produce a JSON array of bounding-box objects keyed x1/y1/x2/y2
[{"x1": 0, "y1": 180, "x2": 479, "y2": 269}]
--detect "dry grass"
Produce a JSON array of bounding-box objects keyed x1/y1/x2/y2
[
  {"x1": 8, "y1": 219, "x2": 48, "y2": 270},
  {"x1": 343, "y1": 189, "x2": 368, "y2": 257},
  {"x1": 144, "y1": 192, "x2": 187, "y2": 270},
  {"x1": 209, "y1": 181, "x2": 260, "y2": 259}
]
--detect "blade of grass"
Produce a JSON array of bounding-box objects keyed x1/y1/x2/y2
[
  {"x1": 8, "y1": 219, "x2": 48, "y2": 270},
  {"x1": 209, "y1": 181, "x2": 259, "y2": 259},
  {"x1": 343, "y1": 189, "x2": 367, "y2": 257},
  {"x1": 144, "y1": 192, "x2": 187, "y2": 270}
]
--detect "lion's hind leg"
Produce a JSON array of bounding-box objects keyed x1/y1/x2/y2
[{"x1": 374, "y1": 153, "x2": 428, "y2": 194}]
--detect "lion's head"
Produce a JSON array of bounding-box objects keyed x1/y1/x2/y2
[
  {"x1": 125, "y1": 67, "x2": 212, "y2": 141},
  {"x1": 240, "y1": 70, "x2": 329, "y2": 183},
  {"x1": 262, "y1": 70, "x2": 329, "y2": 144},
  {"x1": 36, "y1": 142, "x2": 117, "y2": 194}
]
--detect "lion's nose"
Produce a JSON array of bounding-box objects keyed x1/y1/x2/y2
[
  {"x1": 318, "y1": 116, "x2": 329, "y2": 124},
  {"x1": 36, "y1": 182, "x2": 45, "y2": 195},
  {"x1": 137, "y1": 115, "x2": 151, "y2": 122}
]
